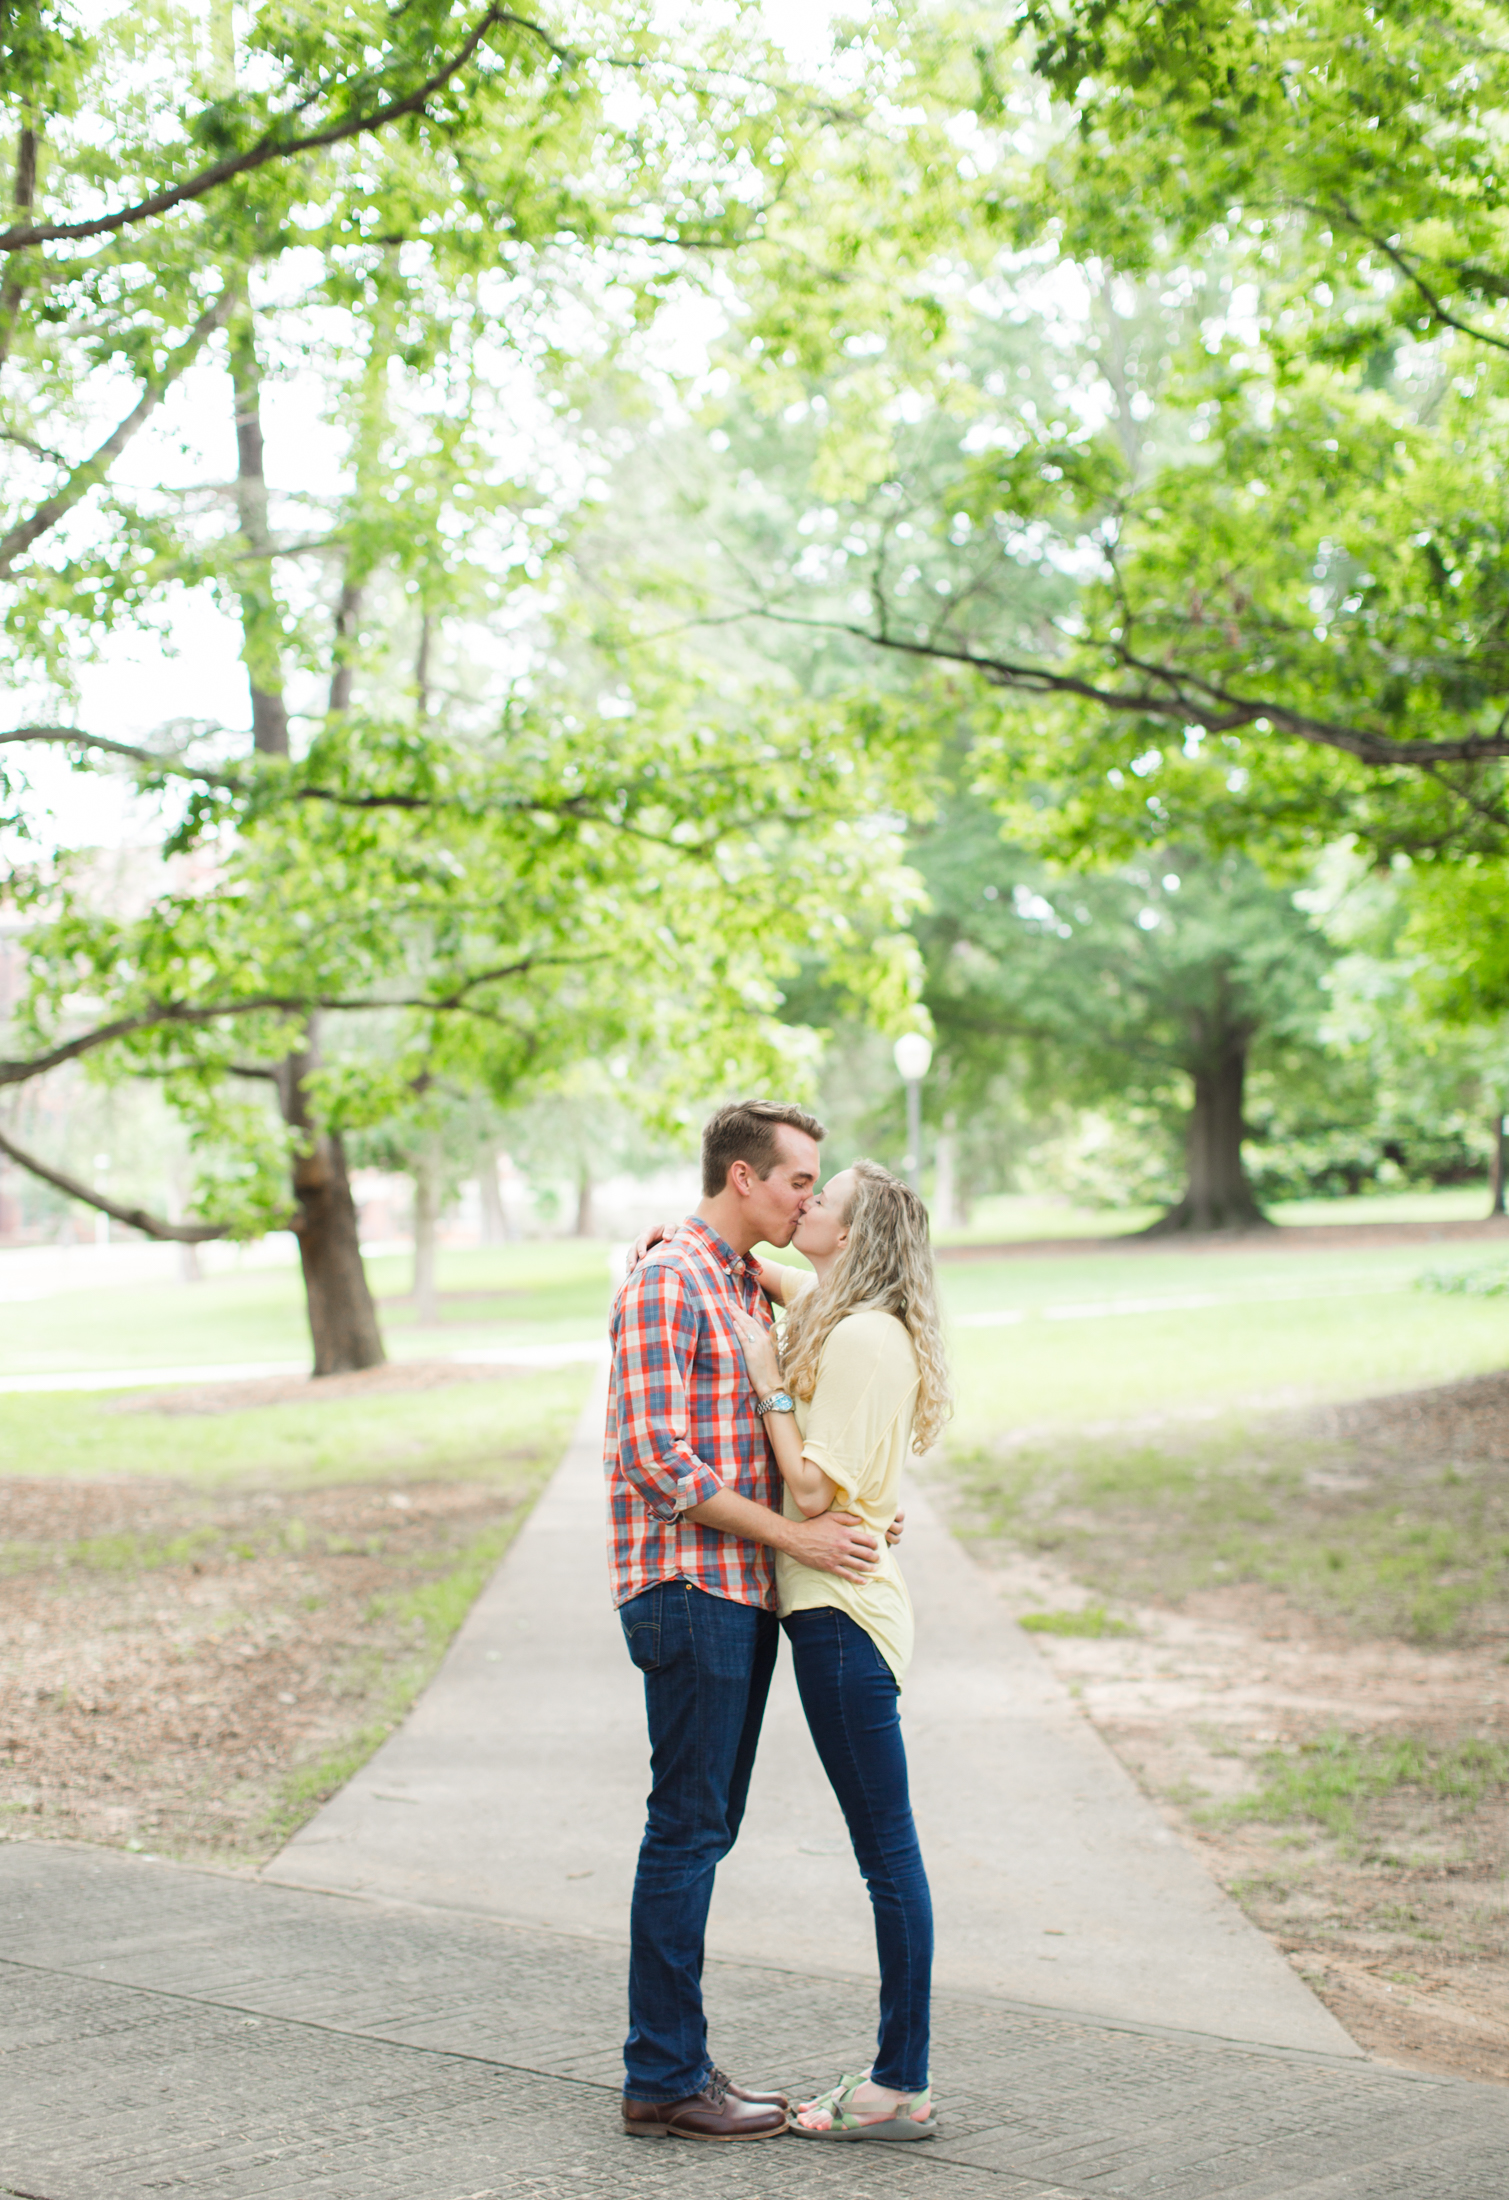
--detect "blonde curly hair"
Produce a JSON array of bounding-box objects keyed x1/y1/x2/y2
[{"x1": 780, "y1": 1157, "x2": 953, "y2": 1454}]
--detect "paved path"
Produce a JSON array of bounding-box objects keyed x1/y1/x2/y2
[
  {"x1": 9, "y1": 1383, "x2": 1509, "y2": 2193},
  {"x1": 267, "y1": 1377, "x2": 1349, "y2": 2055},
  {"x1": 5, "y1": 1842, "x2": 1508, "y2": 2198}
]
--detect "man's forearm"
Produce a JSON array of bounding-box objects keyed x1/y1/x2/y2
[
  {"x1": 684, "y1": 1487, "x2": 879, "y2": 1584},
  {"x1": 683, "y1": 1486, "x2": 797, "y2": 1553}
]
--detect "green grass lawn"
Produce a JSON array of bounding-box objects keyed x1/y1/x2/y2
[
  {"x1": 933, "y1": 1232, "x2": 1509, "y2": 1644},
  {"x1": 932, "y1": 1182, "x2": 1498, "y2": 1246},
  {"x1": 0, "y1": 1366, "x2": 593, "y2": 1489},
  {"x1": 937, "y1": 1236, "x2": 1509, "y2": 1447},
  {"x1": 5, "y1": 1216, "x2": 1508, "y2": 1477},
  {"x1": 0, "y1": 1240, "x2": 617, "y2": 1379}
]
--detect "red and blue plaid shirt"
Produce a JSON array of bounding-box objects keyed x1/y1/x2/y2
[{"x1": 604, "y1": 1215, "x2": 779, "y2": 1611}]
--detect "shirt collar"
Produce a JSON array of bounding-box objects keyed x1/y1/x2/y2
[{"x1": 679, "y1": 1213, "x2": 753, "y2": 1281}]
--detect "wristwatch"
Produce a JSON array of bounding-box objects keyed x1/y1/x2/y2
[{"x1": 754, "y1": 1389, "x2": 796, "y2": 1417}]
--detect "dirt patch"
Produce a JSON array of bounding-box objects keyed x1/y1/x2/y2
[
  {"x1": 938, "y1": 1366, "x2": 1509, "y2": 2086},
  {"x1": 0, "y1": 1473, "x2": 541, "y2": 1867},
  {"x1": 1323, "y1": 1367, "x2": 1509, "y2": 1463}
]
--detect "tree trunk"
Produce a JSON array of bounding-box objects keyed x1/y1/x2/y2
[
  {"x1": 415, "y1": 609, "x2": 433, "y2": 720},
  {"x1": 278, "y1": 1037, "x2": 385, "y2": 1375},
  {"x1": 574, "y1": 1164, "x2": 594, "y2": 1238},
  {"x1": 0, "y1": 122, "x2": 38, "y2": 369},
  {"x1": 328, "y1": 574, "x2": 363, "y2": 715},
  {"x1": 1142, "y1": 1034, "x2": 1270, "y2": 1235},
  {"x1": 477, "y1": 1148, "x2": 510, "y2": 1242},
  {"x1": 222, "y1": 319, "x2": 380, "y2": 1371},
  {"x1": 168, "y1": 1169, "x2": 202, "y2": 1281},
  {"x1": 411, "y1": 1147, "x2": 441, "y2": 1323},
  {"x1": 933, "y1": 1113, "x2": 961, "y2": 1230},
  {"x1": 228, "y1": 307, "x2": 289, "y2": 756},
  {"x1": 1491, "y1": 1111, "x2": 1507, "y2": 1218}
]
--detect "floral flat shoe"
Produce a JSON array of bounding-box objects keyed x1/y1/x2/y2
[{"x1": 788, "y1": 2073, "x2": 937, "y2": 2140}]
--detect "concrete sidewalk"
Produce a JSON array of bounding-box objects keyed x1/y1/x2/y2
[
  {"x1": 267, "y1": 1377, "x2": 1350, "y2": 2056},
  {"x1": 5, "y1": 1841, "x2": 1509, "y2": 2199}
]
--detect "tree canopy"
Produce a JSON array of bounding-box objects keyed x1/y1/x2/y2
[
  {"x1": 0, "y1": 0, "x2": 967, "y2": 1364},
  {"x1": 6, "y1": 0, "x2": 1509, "y2": 1311}
]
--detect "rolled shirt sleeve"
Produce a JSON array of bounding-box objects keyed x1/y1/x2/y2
[{"x1": 613, "y1": 1261, "x2": 725, "y2": 1521}]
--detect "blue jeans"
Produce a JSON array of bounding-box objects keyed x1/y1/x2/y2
[
  {"x1": 620, "y1": 1579, "x2": 778, "y2": 2101},
  {"x1": 784, "y1": 1605, "x2": 932, "y2": 2093}
]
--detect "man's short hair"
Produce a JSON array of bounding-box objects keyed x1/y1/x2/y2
[{"x1": 701, "y1": 1100, "x2": 826, "y2": 1197}]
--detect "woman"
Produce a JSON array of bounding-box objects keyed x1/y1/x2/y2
[{"x1": 730, "y1": 1157, "x2": 952, "y2": 2142}]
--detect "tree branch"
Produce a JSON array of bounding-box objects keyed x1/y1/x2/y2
[
  {"x1": 748, "y1": 605, "x2": 1509, "y2": 767},
  {"x1": 0, "y1": 998, "x2": 311, "y2": 1086},
  {"x1": 0, "y1": 1124, "x2": 232, "y2": 1241},
  {"x1": 0, "y1": 956, "x2": 602, "y2": 1090},
  {"x1": 0, "y1": 725, "x2": 241, "y2": 783},
  {"x1": 0, "y1": 9, "x2": 565, "y2": 254},
  {"x1": 0, "y1": 293, "x2": 235, "y2": 575},
  {"x1": 1325, "y1": 204, "x2": 1509, "y2": 357}
]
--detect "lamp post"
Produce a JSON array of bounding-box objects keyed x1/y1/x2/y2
[{"x1": 893, "y1": 1032, "x2": 933, "y2": 1195}]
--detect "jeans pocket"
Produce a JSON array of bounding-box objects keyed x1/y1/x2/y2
[{"x1": 621, "y1": 1614, "x2": 662, "y2": 1672}]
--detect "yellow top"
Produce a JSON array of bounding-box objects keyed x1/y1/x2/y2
[{"x1": 772, "y1": 1268, "x2": 919, "y2": 1684}]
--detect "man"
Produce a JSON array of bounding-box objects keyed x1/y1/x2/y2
[{"x1": 606, "y1": 1099, "x2": 881, "y2": 2142}]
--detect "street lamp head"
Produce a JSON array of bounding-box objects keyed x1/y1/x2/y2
[{"x1": 893, "y1": 1032, "x2": 933, "y2": 1083}]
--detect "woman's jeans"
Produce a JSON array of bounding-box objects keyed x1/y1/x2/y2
[
  {"x1": 784, "y1": 1604, "x2": 933, "y2": 2093},
  {"x1": 619, "y1": 1580, "x2": 778, "y2": 2102}
]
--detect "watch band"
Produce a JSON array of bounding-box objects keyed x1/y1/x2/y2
[{"x1": 754, "y1": 1389, "x2": 795, "y2": 1417}]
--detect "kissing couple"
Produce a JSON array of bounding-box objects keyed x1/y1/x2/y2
[{"x1": 604, "y1": 1097, "x2": 952, "y2": 2142}]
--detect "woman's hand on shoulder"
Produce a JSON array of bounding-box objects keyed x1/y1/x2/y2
[
  {"x1": 624, "y1": 1220, "x2": 682, "y2": 1275},
  {"x1": 729, "y1": 1305, "x2": 783, "y2": 1396}
]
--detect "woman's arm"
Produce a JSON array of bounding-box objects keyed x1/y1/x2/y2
[
  {"x1": 750, "y1": 1256, "x2": 795, "y2": 1306},
  {"x1": 728, "y1": 1307, "x2": 837, "y2": 1518}
]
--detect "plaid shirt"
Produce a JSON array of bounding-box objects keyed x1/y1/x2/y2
[{"x1": 604, "y1": 1215, "x2": 779, "y2": 1611}]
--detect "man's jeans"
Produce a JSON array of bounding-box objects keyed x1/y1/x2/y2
[
  {"x1": 784, "y1": 1604, "x2": 933, "y2": 2093},
  {"x1": 619, "y1": 1579, "x2": 777, "y2": 2102}
]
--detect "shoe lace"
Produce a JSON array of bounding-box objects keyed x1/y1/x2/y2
[{"x1": 705, "y1": 2069, "x2": 730, "y2": 2108}]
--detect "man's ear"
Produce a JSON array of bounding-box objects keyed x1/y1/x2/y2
[{"x1": 727, "y1": 1159, "x2": 753, "y2": 1198}]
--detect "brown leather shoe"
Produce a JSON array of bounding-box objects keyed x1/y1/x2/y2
[
  {"x1": 711, "y1": 2065, "x2": 789, "y2": 2109},
  {"x1": 622, "y1": 2072, "x2": 788, "y2": 2141}
]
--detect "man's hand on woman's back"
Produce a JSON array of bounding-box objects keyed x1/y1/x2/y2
[{"x1": 784, "y1": 1510, "x2": 881, "y2": 1584}]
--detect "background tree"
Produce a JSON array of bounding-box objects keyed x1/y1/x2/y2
[
  {"x1": 652, "y1": 7, "x2": 1509, "y2": 880},
  {"x1": 0, "y1": 0, "x2": 960, "y2": 1368},
  {"x1": 912, "y1": 792, "x2": 1333, "y2": 1231}
]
